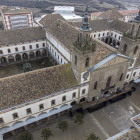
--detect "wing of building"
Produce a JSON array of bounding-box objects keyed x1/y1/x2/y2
[{"x1": 0, "y1": 8, "x2": 140, "y2": 140}]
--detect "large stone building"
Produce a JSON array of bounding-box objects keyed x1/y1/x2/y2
[{"x1": 0, "y1": 7, "x2": 140, "y2": 140}]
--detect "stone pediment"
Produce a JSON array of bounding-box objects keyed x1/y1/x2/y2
[{"x1": 99, "y1": 55, "x2": 129, "y2": 69}]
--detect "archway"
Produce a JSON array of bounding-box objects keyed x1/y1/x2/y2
[
  {"x1": 105, "y1": 38, "x2": 108, "y2": 44},
  {"x1": 101, "y1": 38, "x2": 104, "y2": 42},
  {"x1": 29, "y1": 52, "x2": 35, "y2": 59},
  {"x1": 42, "y1": 49, "x2": 47, "y2": 57},
  {"x1": 80, "y1": 97, "x2": 86, "y2": 103},
  {"x1": 129, "y1": 80, "x2": 134, "y2": 84},
  {"x1": 8, "y1": 55, "x2": 14, "y2": 64},
  {"x1": 71, "y1": 101, "x2": 77, "y2": 106},
  {"x1": 1, "y1": 57, "x2": 7, "y2": 65},
  {"x1": 36, "y1": 50, "x2": 41, "y2": 58},
  {"x1": 22, "y1": 53, "x2": 28, "y2": 61},
  {"x1": 103, "y1": 91, "x2": 110, "y2": 97},
  {"x1": 117, "y1": 42, "x2": 120, "y2": 46},
  {"x1": 15, "y1": 54, "x2": 21, "y2": 62},
  {"x1": 113, "y1": 40, "x2": 116, "y2": 46}
]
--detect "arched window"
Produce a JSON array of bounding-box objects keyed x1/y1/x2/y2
[
  {"x1": 61, "y1": 58, "x2": 62, "y2": 63},
  {"x1": 94, "y1": 34, "x2": 96, "y2": 37},
  {"x1": 85, "y1": 58, "x2": 89, "y2": 67},
  {"x1": 123, "y1": 44, "x2": 127, "y2": 53},
  {"x1": 107, "y1": 32, "x2": 109, "y2": 35},
  {"x1": 75, "y1": 55, "x2": 77, "y2": 65},
  {"x1": 62, "y1": 96, "x2": 66, "y2": 102},
  {"x1": 126, "y1": 74, "x2": 129, "y2": 79},
  {"x1": 133, "y1": 46, "x2": 138, "y2": 54},
  {"x1": 94, "y1": 81, "x2": 98, "y2": 90},
  {"x1": 103, "y1": 33, "x2": 105, "y2": 36},
  {"x1": 51, "y1": 100, "x2": 55, "y2": 106},
  {"x1": 133, "y1": 72, "x2": 136, "y2": 77},
  {"x1": 15, "y1": 48, "x2": 18, "y2": 52},
  {"x1": 22, "y1": 46, "x2": 25, "y2": 50},
  {"x1": 98, "y1": 34, "x2": 100, "y2": 37},
  {"x1": 55, "y1": 52, "x2": 56, "y2": 56},
  {"x1": 106, "y1": 77, "x2": 111, "y2": 88},
  {"x1": 119, "y1": 73, "x2": 123, "y2": 81}
]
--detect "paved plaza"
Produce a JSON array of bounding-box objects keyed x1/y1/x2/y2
[{"x1": 5, "y1": 85, "x2": 140, "y2": 140}]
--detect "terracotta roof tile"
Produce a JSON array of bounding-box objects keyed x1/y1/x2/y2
[
  {"x1": 0, "y1": 27, "x2": 46, "y2": 45},
  {"x1": 0, "y1": 63, "x2": 77, "y2": 111},
  {"x1": 99, "y1": 8, "x2": 124, "y2": 19}
]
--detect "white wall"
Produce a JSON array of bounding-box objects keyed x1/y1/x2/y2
[
  {"x1": 0, "y1": 41, "x2": 46, "y2": 56},
  {"x1": 46, "y1": 32, "x2": 71, "y2": 62},
  {"x1": 0, "y1": 85, "x2": 89, "y2": 128}
]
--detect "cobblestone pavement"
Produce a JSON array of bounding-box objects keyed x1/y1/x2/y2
[{"x1": 5, "y1": 85, "x2": 139, "y2": 140}]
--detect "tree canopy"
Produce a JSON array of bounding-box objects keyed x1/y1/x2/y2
[
  {"x1": 41, "y1": 128, "x2": 53, "y2": 140},
  {"x1": 57, "y1": 121, "x2": 68, "y2": 132},
  {"x1": 18, "y1": 131, "x2": 33, "y2": 140}
]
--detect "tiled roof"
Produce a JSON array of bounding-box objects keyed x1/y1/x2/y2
[
  {"x1": 99, "y1": 8, "x2": 124, "y2": 19},
  {"x1": 111, "y1": 20, "x2": 131, "y2": 33},
  {"x1": 0, "y1": 27, "x2": 46, "y2": 45},
  {"x1": 91, "y1": 12, "x2": 103, "y2": 16},
  {"x1": 74, "y1": 19, "x2": 111, "y2": 31},
  {"x1": 119, "y1": 10, "x2": 139, "y2": 16},
  {"x1": 74, "y1": 19, "x2": 131, "y2": 33},
  {"x1": 46, "y1": 19, "x2": 80, "y2": 51},
  {"x1": 0, "y1": 63, "x2": 77, "y2": 111},
  {"x1": 39, "y1": 14, "x2": 66, "y2": 27}
]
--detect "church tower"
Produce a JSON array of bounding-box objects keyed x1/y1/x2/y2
[
  {"x1": 72, "y1": 7, "x2": 96, "y2": 84},
  {"x1": 119, "y1": 11, "x2": 140, "y2": 62}
]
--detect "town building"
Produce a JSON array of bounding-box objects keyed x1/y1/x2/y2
[
  {"x1": 1, "y1": 7, "x2": 33, "y2": 30},
  {"x1": 91, "y1": 9, "x2": 139, "y2": 22},
  {"x1": 0, "y1": 7, "x2": 140, "y2": 140},
  {"x1": 52, "y1": 6, "x2": 83, "y2": 22}
]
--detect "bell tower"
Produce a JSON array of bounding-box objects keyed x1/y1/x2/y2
[
  {"x1": 119, "y1": 11, "x2": 140, "y2": 60},
  {"x1": 72, "y1": 7, "x2": 96, "y2": 84}
]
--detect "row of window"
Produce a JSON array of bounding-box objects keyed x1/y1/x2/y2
[
  {"x1": 0, "y1": 90, "x2": 88, "y2": 123},
  {"x1": 93, "y1": 74, "x2": 123, "y2": 90},
  {"x1": 75, "y1": 56, "x2": 89, "y2": 67},
  {"x1": 123, "y1": 45, "x2": 138, "y2": 55},
  {"x1": 0, "y1": 43, "x2": 46, "y2": 54},
  {"x1": 126, "y1": 71, "x2": 139, "y2": 79},
  {"x1": 94, "y1": 32, "x2": 121, "y2": 40},
  {"x1": 49, "y1": 46, "x2": 65, "y2": 64}
]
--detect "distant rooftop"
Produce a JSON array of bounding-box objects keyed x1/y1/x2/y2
[
  {"x1": 54, "y1": 6, "x2": 74, "y2": 11},
  {"x1": 1, "y1": 7, "x2": 31, "y2": 14}
]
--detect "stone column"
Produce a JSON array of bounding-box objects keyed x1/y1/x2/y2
[
  {"x1": 11, "y1": 130, "x2": 15, "y2": 136},
  {"x1": 24, "y1": 125, "x2": 28, "y2": 130},
  {"x1": 14, "y1": 57, "x2": 16, "y2": 63},
  {"x1": 0, "y1": 134, "x2": 3, "y2": 140},
  {"x1": 108, "y1": 37, "x2": 110, "y2": 44},
  {"x1": 58, "y1": 112, "x2": 60, "y2": 117},
  {"x1": 6, "y1": 58, "x2": 9, "y2": 65},
  {"x1": 47, "y1": 117, "x2": 50, "y2": 121},
  {"x1": 67, "y1": 109, "x2": 70, "y2": 113},
  {"x1": 34, "y1": 52, "x2": 36, "y2": 59},
  {"x1": 36, "y1": 121, "x2": 39, "y2": 126}
]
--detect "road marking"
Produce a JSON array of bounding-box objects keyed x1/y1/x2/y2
[
  {"x1": 128, "y1": 100, "x2": 140, "y2": 112},
  {"x1": 89, "y1": 113, "x2": 110, "y2": 139},
  {"x1": 113, "y1": 113, "x2": 128, "y2": 122}
]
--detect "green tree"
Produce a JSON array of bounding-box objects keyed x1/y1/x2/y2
[
  {"x1": 74, "y1": 113, "x2": 84, "y2": 125},
  {"x1": 41, "y1": 128, "x2": 53, "y2": 140},
  {"x1": 57, "y1": 121, "x2": 68, "y2": 132},
  {"x1": 87, "y1": 132, "x2": 100, "y2": 140},
  {"x1": 18, "y1": 131, "x2": 33, "y2": 140}
]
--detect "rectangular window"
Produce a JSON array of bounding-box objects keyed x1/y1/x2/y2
[
  {"x1": 29, "y1": 45, "x2": 32, "y2": 49},
  {"x1": 26, "y1": 108, "x2": 32, "y2": 115},
  {"x1": 73, "y1": 92, "x2": 76, "y2": 98},
  {"x1": 82, "y1": 89, "x2": 85, "y2": 94},
  {"x1": 51, "y1": 100, "x2": 55, "y2": 106},
  {"x1": 43, "y1": 43, "x2": 45, "y2": 47},
  {"x1": 36, "y1": 44, "x2": 39, "y2": 48},
  {"x1": 39, "y1": 104, "x2": 44, "y2": 110},
  {"x1": 13, "y1": 113, "x2": 18, "y2": 119},
  {"x1": 0, "y1": 50, "x2": 3, "y2": 54},
  {"x1": 15, "y1": 48, "x2": 18, "y2": 52},
  {"x1": 0, "y1": 118, "x2": 4, "y2": 123},
  {"x1": 8, "y1": 49, "x2": 11, "y2": 53},
  {"x1": 23, "y1": 46, "x2": 25, "y2": 50}
]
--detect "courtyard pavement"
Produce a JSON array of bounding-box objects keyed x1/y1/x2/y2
[
  {"x1": 27, "y1": 85, "x2": 140, "y2": 140},
  {"x1": 0, "y1": 57, "x2": 53, "y2": 78}
]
